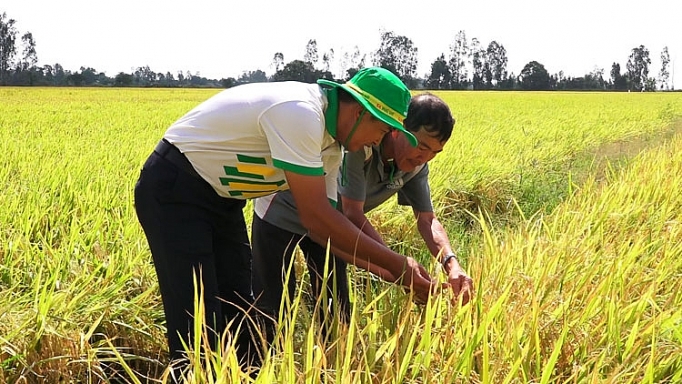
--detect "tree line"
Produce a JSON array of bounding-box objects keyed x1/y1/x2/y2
[{"x1": 0, "y1": 11, "x2": 675, "y2": 91}]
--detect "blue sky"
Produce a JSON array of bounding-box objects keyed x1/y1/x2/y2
[{"x1": 3, "y1": 0, "x2": 680, "y2": 87}]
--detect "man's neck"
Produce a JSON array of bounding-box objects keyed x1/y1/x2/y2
[{"x1": 380, "y1": 135, "x2": 395, "y2": 164}]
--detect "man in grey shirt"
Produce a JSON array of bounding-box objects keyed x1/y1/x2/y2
[{"x1": 252, "y1": 93, "x2": 473, "y2": 336}]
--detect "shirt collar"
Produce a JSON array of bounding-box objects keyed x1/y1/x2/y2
[{"x1": 323, "y1": 87, "x2": 338, "y2": 138}]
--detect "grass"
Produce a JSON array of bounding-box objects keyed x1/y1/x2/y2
[
  {"x1": 470, "y1": 131, "x2": 682, "y2": 382},
  {"x1": 1, "y1": 87, "x2": 681, "y2": 383}
]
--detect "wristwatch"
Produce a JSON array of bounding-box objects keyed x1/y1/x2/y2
[{"x1": 442, "y1": 253, "x2": 457, "y2": 268}]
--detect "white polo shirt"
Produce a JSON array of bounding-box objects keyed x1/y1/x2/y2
[{"x1": 164, "y1": 81, "x2": 341, "y2": 202}]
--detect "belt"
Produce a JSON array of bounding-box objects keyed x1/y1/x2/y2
[{"x1": 154, "y1": 139, "x2": 203, "y2": 180}]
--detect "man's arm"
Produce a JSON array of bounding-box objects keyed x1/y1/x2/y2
[
  {"x1": 414, "y1": 209, "x2": 473, "y2": 305},
  {"x1": 414, "y1": 210, "x2": 453, "y2": 256},
  {"x1": 285, "y1": 171, "x2": 436, "y2": 301},
  {"x1": 331, "y1": 246, "x2": 398, "y2": 282},
  {"x1": 341, "y1": 196, "x2": 385, "y2": 245}
]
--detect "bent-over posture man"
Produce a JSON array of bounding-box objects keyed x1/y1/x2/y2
[
  {"x1": 252, "y1": 93, "x2": 473, "y2": 334},
  {"x1": 134, "y1": 68, "x2": 441, "y2": 373}
]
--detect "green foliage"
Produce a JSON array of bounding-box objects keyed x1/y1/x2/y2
[{"x1": 519, "y1": 61, "x2": 551, "y2": 90}]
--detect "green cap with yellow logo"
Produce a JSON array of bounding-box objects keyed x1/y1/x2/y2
[{"x1": 318, "y1": 67, "x2": 417, "y2": 147}]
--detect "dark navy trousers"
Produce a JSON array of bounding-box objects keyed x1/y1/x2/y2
[
  {"x1": 134, "y1": 140, "x2": 259, "y2": 366},
  {"x1": 251, "y1": 214, "x2": 351, "y2": 341}
]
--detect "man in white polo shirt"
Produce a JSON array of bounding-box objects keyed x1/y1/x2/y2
[{"x1": 134, "y1": 67, "x2": 440, "y2": 370}]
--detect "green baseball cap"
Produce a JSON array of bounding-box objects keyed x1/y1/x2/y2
[{"x1": 318, "y1": 67, "x2": 417, "y2": 147}]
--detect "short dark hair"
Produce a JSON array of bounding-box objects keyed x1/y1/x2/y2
[
  {"x1": 403, "y1": 93, "x2": 455, "y2": 142},
  {"x1": 337, "y1": 87, "x2": 357, "y2": 103}
]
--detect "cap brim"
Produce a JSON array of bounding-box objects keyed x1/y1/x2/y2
[{"x1": 317, "y1": 79, "x2": 418, "y2": 147}]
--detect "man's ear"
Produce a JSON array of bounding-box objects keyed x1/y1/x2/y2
[{"x1": 354, "y1": 104, "x2": 365, "y2": 119}]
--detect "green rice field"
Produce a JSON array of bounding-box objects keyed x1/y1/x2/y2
[{"x1": 1, "y1": 87, "x2": 681, "y2": 383}]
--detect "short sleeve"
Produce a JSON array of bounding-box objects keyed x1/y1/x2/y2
[
  {"x1": 397, "y1": 164, "x2": 434, "y2": 212},
  {"x1": 260, "y1": 101, "x2": 325, "y2": 176}
]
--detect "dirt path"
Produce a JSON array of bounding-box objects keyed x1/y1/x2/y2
[{"x1": 577, "y1": 119, "x2": 682, "y2": 185}]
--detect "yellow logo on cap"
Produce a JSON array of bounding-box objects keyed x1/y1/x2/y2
[{"x1": 345, "y1": 82, "x2": 405, "y2": 123}]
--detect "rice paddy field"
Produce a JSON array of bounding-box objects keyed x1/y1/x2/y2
[{"x1": 1, "y1": 87, "x2": 682, "y2": 383}]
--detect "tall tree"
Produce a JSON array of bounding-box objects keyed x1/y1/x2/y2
[
  {"x1": 626, "y1": 45, "x2": 651, "y2": 91},
  {"x1": 342, "y1": 46, "x2": 366, "y2": 81},
  {"x1": 303, "y1": 39, "x2": 318, "y2": 68},
  {"x1": 14, "y1": 31, "x2": 37, "y2": 85},
  {"x1": 486, "y1": 40, "x2": 508, "y2": 87},
  {"x1": 448, "y1": 30, "x2": 469, "y2": 89},
  {"x1": 519, "y1": 61, "x2": 550, "y2": 90},
  {"x1": 272, "y1": 52, "x2": 284, "y2": 72},
  {"x1": 481, "y1": 48, "x2": 494, "y2": 89},
  {"x1": 0, "y1": 12, "x2": 19, "y2": 85},
  {"x1": 20, "y1": 32, "x2": 37, "y2": 67},
  {"x1": 470, "y1": 38, "x2": 486, "y2": 89},
  {"x1": 350, "y1": 45, "x2": 365, "y2": 69},
  {"x1": 610, "y1": 62, "x2": 626, "y2": 90},
  {"x1": 322, "y1": 48, "x2": 334, "y2": 73},
  {"x1": 425, "y1": 54, "x2": 452, "y2": 90},
  {"x1": 372, "y1": 29, "x2": 419, "y2": 87},
  {"x1": 658, "y1": 46, "x2": 670, "y2": 90}
]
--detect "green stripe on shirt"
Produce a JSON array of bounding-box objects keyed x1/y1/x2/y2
[{"x1": 273, "y1": 159, "x2": 324, "y2": 176}]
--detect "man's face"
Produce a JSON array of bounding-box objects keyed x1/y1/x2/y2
[
  {"x1": 392, "y1": 127, "x2": 446, "y2": 172},
  {"x1": 345, "y1": 112, "x2": 391, "y2": 152}
]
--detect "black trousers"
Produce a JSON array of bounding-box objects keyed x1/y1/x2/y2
[
  {"x1": 134, "y1": 140, "x2": 260, "y2": 366},
  {"x1": 251, "y1": 214, "x2": 351, "y2": 341}
]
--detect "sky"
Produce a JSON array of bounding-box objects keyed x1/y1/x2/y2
[{"x1": 3, "y1": 0, "x2": 681, "y2": 86}]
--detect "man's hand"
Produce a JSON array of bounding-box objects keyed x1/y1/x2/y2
[
  {"x1": 396, "y1": 256, "x2": 440, "y2": 304},
  {"x1": 444, "y1": 257, "x2": 473, "y2": 306},
  {"x1": 334, "y1": 248, "x2": 441, "y2": 304}
]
